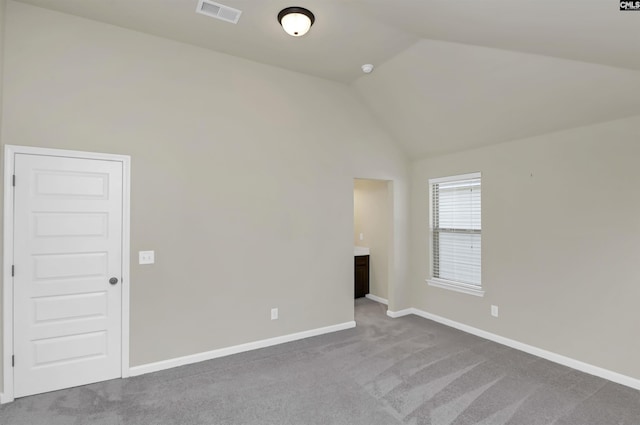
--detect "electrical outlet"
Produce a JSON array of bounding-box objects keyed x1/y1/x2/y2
[
  {"x1": 491, "y1": 305, "x2": 499, "y2": 318},
  {"x1": 359, "y1": 233, "x2": 364, "y2": 241},
  {"x1": 271, "y1": 308, "x2": 278, "y2": 320},
  {"x1": 139, "y1": 251, "x2": 155, "y2": 265}
]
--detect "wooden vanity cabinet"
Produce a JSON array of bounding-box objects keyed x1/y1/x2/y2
[{"x1": 354, "y1": 255, "x2": 370, "y2": 298}]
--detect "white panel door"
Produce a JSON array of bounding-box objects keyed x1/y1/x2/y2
[{"x1": 13, "y1": 153, "x2": 123, "y2": 397}]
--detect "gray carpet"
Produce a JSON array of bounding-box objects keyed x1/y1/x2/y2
[{"x1": 1, "y1": 298, "x2": 639, "y2": 424}]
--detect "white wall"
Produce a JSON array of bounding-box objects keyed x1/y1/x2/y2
[
  {"x1": 0, "y1": 0, "x2": 409, "y2": 390},
  {"x1": 0, "y1": 0, "x2": 6, "y2": 393},
  {"x1": 410, "y1": 116, "x2": 640, "y2": 380},
  {"x1": 354, "y1": 179, "x2": 390, "y2": 300}
]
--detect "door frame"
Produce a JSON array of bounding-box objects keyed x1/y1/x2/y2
[
  {"x1": 353, "y1": 178, "x2": 395, "y2": 307},
  {"x1": 2, "y1": 145, "x2": 131, "y2": 403}
]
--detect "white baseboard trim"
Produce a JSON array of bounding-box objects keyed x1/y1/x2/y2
[
  {"x1": 386, "y1": 308, "x2": 413, "y2": 318},
  {"x1": 387, "y1": 307, "x2": 640, "y2": 391},
  {"x1": 0, "y1": 392, "x2": 12, "y2": 404},
  {"x1": 129, "y1": 321, "x2": 356, "y2": 377},
  {"x1": 365, "y1": 294, "x2": 388, "y2": 305}
]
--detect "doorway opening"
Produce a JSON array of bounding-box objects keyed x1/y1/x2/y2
[{"x1": 353, "y1": 178, "x2": 392, "y2": 305}]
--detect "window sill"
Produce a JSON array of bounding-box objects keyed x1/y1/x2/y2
[{"x1": 426, "y1": 278, "x2": 485, "y2": 297}]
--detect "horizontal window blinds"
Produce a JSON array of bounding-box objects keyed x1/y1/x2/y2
[{"x1": 432, "y1": 175, "x2": 481, "y2": 286}]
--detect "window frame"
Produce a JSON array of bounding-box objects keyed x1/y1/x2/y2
[{"x1": 427, "y1": 172, "x2": 484, "y2": 297}]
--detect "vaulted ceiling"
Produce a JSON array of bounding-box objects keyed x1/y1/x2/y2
[{"x1": 13, "y1": 0, "x2": 640, "y2": 157}]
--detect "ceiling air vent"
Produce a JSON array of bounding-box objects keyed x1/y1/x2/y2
[{"x1": 196, "y1": 0, "x2": 242, "y2": 24}]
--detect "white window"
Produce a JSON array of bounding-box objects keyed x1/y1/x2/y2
[{"x1": 427, "y1": 172, "x2": 483, "y2": 297}]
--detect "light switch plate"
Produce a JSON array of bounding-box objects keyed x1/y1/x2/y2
[{"x1": 139, "y1": 250, "x2": 155, "y2": 265}]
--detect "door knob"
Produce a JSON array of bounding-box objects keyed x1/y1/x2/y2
[{"x1": 109, "y1": 277, "x2": 119, "y2": 285}]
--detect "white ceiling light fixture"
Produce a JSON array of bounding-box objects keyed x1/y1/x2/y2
[{"x1": 278, "y1": 7, "x2": 315, "y2": 37}]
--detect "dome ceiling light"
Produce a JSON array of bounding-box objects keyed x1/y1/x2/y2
[{"x1": 278, "y1": 7, "x2": 315, "y2": 37}]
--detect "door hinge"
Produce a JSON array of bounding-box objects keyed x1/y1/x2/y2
[
  {"x1": 12, "y1": 174, "x2": 15, "y2": 187},
  {"x1": 12, "y1": 265, "x2": 14, "y2": 277},
  {"x1": 12, "y1": 355, "x2": 15, "y2": 367}
]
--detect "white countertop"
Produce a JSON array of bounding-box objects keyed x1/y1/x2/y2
[{"x1": 354, "y1": 246, "x2": 370, "y2": 256}]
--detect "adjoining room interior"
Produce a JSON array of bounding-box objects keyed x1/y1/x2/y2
[
  {"x1": 0, "y1": 0, "x2": 639, "y2": 423},
  {"x1": 353, "y1": 178, "x2": 391, "y2": 304}
]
